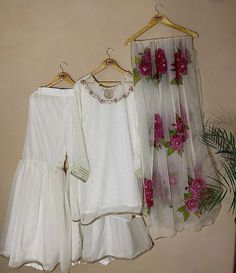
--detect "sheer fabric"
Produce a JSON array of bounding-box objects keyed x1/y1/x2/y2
[
  {"x1": 130, "y1": 35, "x2": 221, "y2": 239},
  {"x1": 0, "y1": 88, "x2": 74, "y2": 273}
]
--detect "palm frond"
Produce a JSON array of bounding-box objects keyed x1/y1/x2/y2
[{"x1": 200, "y1": 122, "x2": 236, "y2": 213}]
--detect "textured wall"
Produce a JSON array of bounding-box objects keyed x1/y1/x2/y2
[{"x1": 0, "y1": 1, "x2": 235, "y2": 273}]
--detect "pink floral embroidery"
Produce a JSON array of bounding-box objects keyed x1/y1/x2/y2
[
  {"x1": 170, "y1": 135, "x2": 184, "y2": 151},
  {"x1": 153, "y1": 48, "x2": 168, "y2": 82},
  {"x1": 171, "y1": 44, "x2": 190, "y2": 85},
  {"x1": 144, "y1": 178, "x2": 154, "y2": 208},
  {"x1": 137, "y1": 48, "x2": 152, "y2": 76},
  {"x1": 156, "y1": 48, "x2": 168, "y2": 74},
  {"x1": 185, "y1": 198, "x2": 198, "y2": 212},
  {"x1": 177, "y1": 175, "x2": 208, "y2": 221},
  {"x1": 164, "y1": 113, "x2": 189, "y2": 156},
  {"x1": 133, "y1": 48, "x2": 152, "y2": 84},
  {"x1": 154, "y1": 113, "x2": 165, "y2": 149},
  {"x1": 134, "y1": 47, "x2": 168, "y2": 85}
]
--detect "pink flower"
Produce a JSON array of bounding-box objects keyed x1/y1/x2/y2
[
  {"x1": 178, "y1": 132, "x2": 188, "y2": 142},
  {"x1": 185, "y1": 198, "x2": 199, "y2": 212},
  {"x1": 189, "y1": 186, "x2": 200, "y2": 198},
  {"x1": 137, "y1": 61, "x2": 152, "y2": 76},
  {"x1": 144, "y1": 178, "x2": 153, "y2": 191},
  {"x1": 137, "y1": 48, "x2": 152, "y2": 77},
  {"x1": 155, "y1": 48, "x2": 167, "y2": 74},
  {"x1": 143, "y1": 48, "x2": 151, "y2": 63},
  {"x1": 171, "y1": 48, "x2": 188, "y2": 82},
  {"x1": 144, "y1": 178, "x2": 154, "y2": 208},
  {"x1": 154, "y1": 113, "x2": 164, "y2": 146},
  {"x1": 191, "y1": 178, "x2": 207, "y2": 192},
  {"x1": 176, "y1": 117, "x2": 185, "y2": 133},
  {"x1": 170, "y1": 135, "x2": 184, "y2": 151}
]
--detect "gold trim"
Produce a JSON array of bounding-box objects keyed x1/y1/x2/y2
[
  {"x1": 1, "y1": 243, "x2": 154, "y2": 269},
  {"x1": 72, "y1": 211, "x2": 143, "y2": 226},
  {"x1": 72, "y1": 241, "x2": 154, "y2": 265}
]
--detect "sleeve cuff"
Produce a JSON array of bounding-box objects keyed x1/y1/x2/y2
[{"x1": 70, "y1": 165, "x2": 90, "y2": 183}]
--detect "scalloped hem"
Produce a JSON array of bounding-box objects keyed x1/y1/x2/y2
[
  {"x1": 71, "y1": 241, "x2": 154, "y2": 265},
  {"x1": 148, "y1": 214, "x2": 220, "y2": 241}
]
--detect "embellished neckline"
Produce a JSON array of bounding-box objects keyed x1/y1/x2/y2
[{"x1": 79, "y1": 73, "x2": 134, "y2": 104}]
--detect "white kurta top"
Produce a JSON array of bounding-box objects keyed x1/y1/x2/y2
[{"x1": 71, "y1": 72, "x2": 144, "y2": 225}]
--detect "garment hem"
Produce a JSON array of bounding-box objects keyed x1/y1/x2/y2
[{"x1": 71, "y1": 241, "x2": 154, "y2": 265}]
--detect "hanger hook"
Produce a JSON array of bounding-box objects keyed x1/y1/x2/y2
[
  {"x1": 106, "y1": 47, "x2": 114, "y2": 59},
  {"x1": 60, "y1": 61, "x2": 69, "y2": 72},
  {"x1": 155, "y1": 3, "x2": 164, "y2": 14}
]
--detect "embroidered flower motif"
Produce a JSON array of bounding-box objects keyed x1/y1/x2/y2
[
  {"x1": 171, "y1": 43, "x2": 191, "y2": 85},
  {"x1": 134, "y1": 47, "x2": 168, "y2": 85},
  {"x1": 169, "y1": 135, "x2": 184, "y2": 151},
  {"x1": 164, "y1": 113, "x2": 189, "y2": 156},
  {"x1": 133, "y1": 48, "x2": 152, "y2": 85},
  {"x1": 144, "y1": 178, "x2": 154, "y2": 209},
  {"x1": 154, "y1": 113, "x2": 165, "y2": 149},
  {"x1": 153, "y1": 48, "x2": 168, "y2": 82},
  {"x1": 177, "y1": 175, "x2": 209, "y2": 221},
  {"x1": 184, "y1": 198, "x2": 199, "y2": 212}
]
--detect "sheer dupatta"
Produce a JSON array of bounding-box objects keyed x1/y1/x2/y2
[{"x1": 130, "y1": 36, "x2": 221, "y2": 239}]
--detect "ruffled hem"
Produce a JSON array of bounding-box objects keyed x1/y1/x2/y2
[
  {"x1": 0, "y1": 159, "x2": 71, "y2": 273},
  {"x1": 0, "y1": 254, "x2": 61, "y2": 272},
  {"x1": 71, "y1": 243, "x2": 154, "y2": 265},
  {"x1": 146, "y1": 205, "x2": 221, "y2": 240},
  {"x1": 71, "y1": 214, "x2": 153, "y2": 265}
]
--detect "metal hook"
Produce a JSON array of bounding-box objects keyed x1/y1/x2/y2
[
  {"x1": 155, "y1": 3, "x2": 164, "y2": 14},
  {"x1": 60, "y1": 61, "x2": 69, "y2": 72},
  {"x1": 106, "y1": 47, "x2": 114, "y2": 59}
]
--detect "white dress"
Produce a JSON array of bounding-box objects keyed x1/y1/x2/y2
[
  {"x1": 0, "y1": 77, "x2": 153, "y2": 272},
  {"x1": 70, "y1": 72, "x2": 153, "y2": 264},
  {"x1": 0, "y1": 87, "x2": 74, "y2": 273}
]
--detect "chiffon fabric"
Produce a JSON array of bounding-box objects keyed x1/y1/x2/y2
[
  {"x1": 0, "y1": 78, "x2": 153, "y2": 272},
  {"x1": 70, "y1": 73, "x2": 153, "y2": 265},
  {"x1": 130, "y1": 35, "x2": 221, "y2": 240},
  {"x1": 0, "y1": 87, "x2": 74, "y2": 273}
]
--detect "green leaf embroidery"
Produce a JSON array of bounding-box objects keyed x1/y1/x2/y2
[
  {"x1": 133, "y1": 68, "x2": 141, "y2": 85},
  {"x1": 169, "y1": 130, "x2": 176, "y2": 137},
  {"x1": 177, "y1": 206, "x2": 190, "y2": 221},
  {"x1": 163, "y1": 141, "x2": 170, "y2": 148},
  {"x1": 171, "y1": 78, "x2": 177, "y2": 85},
  {"x1": 135, "y1": 56, "x2": 141, "y2": 65},
  {"x1": 177, "y1": 78, "x2": 183, "y2": 85},
  {"x1": 167, "y1": 147, "x2": 175, "y2": 156},
  {"x1": 184, "y1": 192, "x2": 192, "y2": 199}
]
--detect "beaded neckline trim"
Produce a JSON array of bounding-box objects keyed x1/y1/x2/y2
[{"x1": 79, "y1": 78, "x2": 134, "y2": 104}]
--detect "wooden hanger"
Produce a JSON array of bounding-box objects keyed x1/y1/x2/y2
[
  {"x1": 89, "y1": 47, "x2": 132, "y2": 85},
  {"x1": 124, "y1": 4, "x2": 199, "y2": 46},
  {"x1": 43, "y1": 61, "x2": 75, "y2": 88}
]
